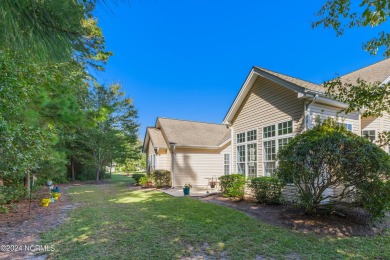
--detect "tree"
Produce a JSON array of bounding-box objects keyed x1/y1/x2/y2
[
  {"x1": 314, "y1": 0, "x2": 390, "y2": 56},
  {"x1": 0, "y1": 0, "x2": 112, "y2": 66},
  {"x1": 277, "y1": 119, "x2": 390, "y2": 219},
  {"x1": 314, "y1": 1, "x2": 390, "y2": 145},
  {"x1": 81, "y1": 83, "x2": 139, "y2": 181}
]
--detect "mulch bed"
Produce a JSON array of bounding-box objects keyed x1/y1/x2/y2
[
  {"x1": 200, "y1": 194, "x2": 390, "y2": 237},
  {"x1": 0, "y1": 183, "x2": 79, "y2": 260}
]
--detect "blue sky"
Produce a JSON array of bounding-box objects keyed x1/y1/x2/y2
[{"x1": 93, "y1": 1, "x2": 386, "y2": 139}]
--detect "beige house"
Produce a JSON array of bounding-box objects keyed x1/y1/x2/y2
[
  {"x1": 144, "y1": 59, "x2": 390, "y2": 191},
  {"x1": 143, "y1": 118, "x2": 231, "y2": 187}
]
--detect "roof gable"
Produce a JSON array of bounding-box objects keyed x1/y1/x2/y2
[
  {"x1": 339, "y1": 59, "x2": 390, "y2": 84},
  {"x1": 223, "y1": 67, "x2": 322, "y2": 124},
  {"x1": 157, "y1": 118, "x2": 230, "y2": 148}
]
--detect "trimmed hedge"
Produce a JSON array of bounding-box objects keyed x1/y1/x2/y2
[
  {"x1": 150, "y1": 169, "x2": 171, "y2": 187},
  {"x1": 219, "y1": 174, "x2": 246, "y2": 200},
  {"x1": 132, "y1": 173, "x2": 146, "y2": 184},
  {"x1": 250, "y1": 177, "x2": 285, "y2": 204}
]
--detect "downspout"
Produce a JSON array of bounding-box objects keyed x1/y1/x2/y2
[
  {"x1": 227, "y1": 122, "x2": 233, "y2": 174},
  {"x1": 305, "y1": 94, "x2": 319, "y2": 130},
  {"x1": 169, "y1": 142, "x2": 176, "y2": 188}
]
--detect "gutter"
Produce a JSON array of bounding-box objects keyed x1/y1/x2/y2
[
  {"x1": 301, "y1": 93, "x2": 318, "y2": 130},
  {"x1": 169, "y1": 142, "x2": 176, "y2": 188}
]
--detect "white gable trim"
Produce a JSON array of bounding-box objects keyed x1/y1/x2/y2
[
  {"x1": 142, "y1": 129, "x2": 151, "y2": 153},
  {"x1": 382, "y1": 75, "x2": 390, "y2": 84},
  {"x1": 222, "y1": 67, "x2": 306, "y2": 124}
]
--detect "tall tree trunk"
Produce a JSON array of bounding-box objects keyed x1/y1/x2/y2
[
  {"x1": 96, "y1": 166, "x2": 100, "y2": 181},
  {"x1": 25, "y1": 170, "x2": 30, "y2": 197},
  {"x1": 109, "y1": 159, "x2": 113, "y2": 175},
  {"x1": 71, "y1": 158, "x2": 75, "y2": 181}
]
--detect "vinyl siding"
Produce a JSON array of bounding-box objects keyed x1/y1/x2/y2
[
  {"x1": 231, "y1": 76, "x2": 305, "y2": 176},
  {"x1": 173, "y1": 143, "x2": 231, "y2": 187},
  {"x1": 310, "y1": 103, "x2": 360, "y2": 135},
  {"x1": 156, "y1": 149, "x2": 171, "y2": 171},
  {"x1": 361, "y1": 115, "x2": 389, "y2": 152}
]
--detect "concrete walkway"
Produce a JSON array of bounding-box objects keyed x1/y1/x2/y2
[{"x1": 161, "y1": 186, "x2": 220, "y2": 197}]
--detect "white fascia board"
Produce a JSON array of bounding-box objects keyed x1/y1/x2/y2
[
  {"x1": 223, "y1": 67, "x2": 308, "y2": 124},
  {"x1": 142, "y1": 132, "x2": 150, "y2": 153},
  {"x1": 382, "y1": 75, "x2": 390, "y2": 84},
  {"x1": 223, "y1": 70, "x2": 257, "y2": 124},
  {"x1": 219, "y1": 138, "x2": 231, "y2": 148},
  {"x1": 298, "y1": 92, "x2": 349, "y2": 109}
]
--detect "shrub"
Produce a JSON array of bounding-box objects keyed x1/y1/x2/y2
[
  {"x1": 139, "y1": 176, "x2": 150, "y2": 187},
  {"x1": 150, "y1": 170, "x2": 171, "y2": 187},
  {"x1": 250, "y1": 177, "x2": 285, "y2": 204},
  {"x1": 355, "y1": 180, "x2": 390, "y2": 220},
  {"x1": 0, "y1": 185, "x2": 25, "y2": 205},
  {"x1": 219, "y1": 174, "x2": 246, "y2": 200},
  {"x1": 277, "y1": 118, "x2": 390, "y2": 218},
  {"x1": 132, "y1": 173, "x2": 147, "y2": 184}
]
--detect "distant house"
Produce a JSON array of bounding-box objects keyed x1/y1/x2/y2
[
  {"x1": 142, "y1": 118, "x2": 230, "y2": 187},
  {"x1": 143, "y1": 59, "x2": 390, "y2": 192}
]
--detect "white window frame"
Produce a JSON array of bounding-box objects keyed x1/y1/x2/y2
[
  {"x1": 224, "y1": 153, "x2": 230, "y2": 175},
  {"x1": 362, "y1": 129, "x2": 376, "y2": 142},
  {"x1": 148, "y1": 154, "x2": 156, "y2": 171},
  {"x1": 236, "y1": 129, "x2": 258, "y2": 178},
  {"x1": 337, "y1": 122, "x2": 353, "y2": 132},
  {"x1": 263, "y1": 120, "x2": 294, "y2": 176}
]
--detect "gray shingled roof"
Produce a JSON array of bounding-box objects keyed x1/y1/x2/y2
[
  {"x1": 147, "y1": 128, "x2": 167, "y2": 148},
  {"x1": 157, "y1": 118, "x2": 230, "y2": 147},
  {"x1": 255, "y1": 67, "x2": 326, "y2": 93},
  {"x1": 340, "y1": 59, "x2": 390, "y2": 84}
]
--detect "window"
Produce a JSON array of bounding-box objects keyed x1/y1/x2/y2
[
  {"x1": 236, "y1": 130, "x2": 257, "y2": 177},
  {"x1": 263, "y1": 120, "x2": 293, "y2": 176},
  {"x1": 362, "y1": 130, "x2": 376, "y2": 142},
  {"x1": 237, "y1": 145, "x2": 246, "y2": 174},
  {"x1": 263, "y1": 140, "x2": 276, "y2": 176},
  {"x1": 224, "y1": 154, "x2": 230, "y2": 175},
  {"x1": 278, "y1": 137, "x2": 292, "y2": 149},
  {"x1": 278, "y1": 121, "x2": 293, "y2": 135},
  {"x1": 148, "y1": 154, "x2": 156, "y2": 171},
  {"x1": 247, "y1": 130, "x2": 257, "y2": 142},
  {"x1": 237, "y1": 133, "x2": 245, "y2": 143},
  {"x1": 337, "y1": 122, "x2": 353, "y2": 131},
  {"x1": 247, "y1": 143, "x2": 257, "y2": 178},
  {"x1": 263, "y1": 125, "x2": 275, "y2": 138}
]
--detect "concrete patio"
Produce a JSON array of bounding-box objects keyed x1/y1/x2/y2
[{"x1": 161, "y1": 186, "x2": 221, "y2": 197}]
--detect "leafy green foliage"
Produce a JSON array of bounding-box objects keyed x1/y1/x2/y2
[
  {"x1": 314, "y1": 0, "x2": 390, "y2": 56},
  {"x1": 356, "y1": 180, "x2": 390, "y2": 220},
  {"x1": 0, "y1": 205, "x2": 9, "y2": 214},
  {"x1": 250, "y1": 177, "x2": 285, "y2": 205},
  {"x1": 324, "y1": 78, "x2": 390, "y2": 118},
  {"x1": 150, "y1": 170, "x2": 171, "y2": 187},
  {"x1": 139, "y1": 176, "x2": 150, "y2": 187},
  {"x1": 124, "y1": 152, "x2": 146, "y2": 172},
  {"x1": 277, "y1": 118, "x2": 390, "y2": 218},
  {"x1": 0, "y1": 184, "x2": 25, "y2": 205},
  {"x1": 219, "y1": 174, "x2": 246, "y2": 200},
  {"x1": 0, "y1": 0, "x2": 139, "y2": 206},
  {"x1": 0, "y1": 0, "x2": 112, "y2": 66},
  {"x1": 132, "y1": 173, "x2": 147, "y2": 184}
]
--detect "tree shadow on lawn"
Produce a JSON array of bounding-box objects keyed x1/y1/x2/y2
[{"x1": 39, "y1": 186, "x2": 390, "y2": 259}]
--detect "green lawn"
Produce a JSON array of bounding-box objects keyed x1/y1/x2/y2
[{"x1": 40, "y1": 173, "x2": 390, "y2": 259}]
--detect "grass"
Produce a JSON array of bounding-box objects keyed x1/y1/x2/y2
[{"x1": 40, "y1": 173, "x2": 390, "y2": 259}]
